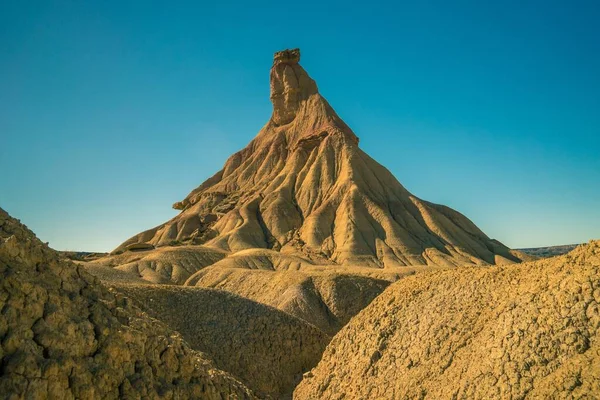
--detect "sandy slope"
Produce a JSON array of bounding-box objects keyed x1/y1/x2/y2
[
  {"x1": 86, "y1": 244, "x2": 445, "y2": 335},
  {"x1": 111, "y1": 283, "x2": 328, "y2": 398},
  {"x1": 86, "y1": 245, "x2": 227, "y2": 285},
  {"x1": 294, "y1": 241, "x2": 600, "y2": 399},
  {"x1": 186, "y1": 266, "x2": 393, "y2": 335}
]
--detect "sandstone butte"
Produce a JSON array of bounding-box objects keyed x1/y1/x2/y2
[{"x1": 112, "y1": 48, "x2": 525, "y2": 269}]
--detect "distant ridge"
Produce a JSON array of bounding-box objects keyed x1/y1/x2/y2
[{"x1": 517, "y1": 244, "x2": 579, "y2": 258}]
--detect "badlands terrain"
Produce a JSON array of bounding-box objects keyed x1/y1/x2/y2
[
  {"x1": 1, "y1": 49, "x2": 598, "y2": 399},
  {"x1": 518, "y1": 244, "x2": 580, "y2": 258}
]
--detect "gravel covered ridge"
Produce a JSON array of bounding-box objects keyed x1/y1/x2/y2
[
  {"x1": 0, "y1": 208, "x2": 255, "y2": 399},
  {"x1": 295, "y1": 241, "x2": 600, "y2": 399}
]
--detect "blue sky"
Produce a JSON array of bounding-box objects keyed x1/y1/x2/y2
[{"x1": 1, "y1": 0, "x2": 598, "y2": 252}]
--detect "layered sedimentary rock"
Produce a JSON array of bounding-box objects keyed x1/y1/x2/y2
[
  {"x1": 0, "y1": 208, "x2": 255, "y2": 399},
  {"x1": 294, "y1": 241, "x2": 600, "y2": 399},
  {"x1": 114, "y1": 48, "x2": 522, "y2": 268}
]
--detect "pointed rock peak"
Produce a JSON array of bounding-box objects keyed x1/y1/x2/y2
[
  {"x1": 273, "y1": 48, "x2": 301, "y2": 65},
  {"x1": 113, "y1": 49, "x2": 524, "y2": 270},
  {"x1": 270, "y1": 48, "x2": 318, "y2": 125}
]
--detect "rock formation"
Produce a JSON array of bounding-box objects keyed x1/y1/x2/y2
[
  {"x1": 294, "y1": 241, "x2": 600, "y2": 399},
  {"x1": 113, "y1": 48, "x2": 523, "y2": 268},
  {"x1": 0, "y1": 208, "x2": 255, "y2": 399}
]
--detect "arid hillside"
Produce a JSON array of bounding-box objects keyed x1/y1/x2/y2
[
  {"x1": 83, "y1": 244, "x2": 409, "y2": 335},
  {"x1": 0, "y1": 207, "x2": 255, "y2": 399},
  {"x1": 185, "y1": 262, "x2": 395, "y2": 335},
  {"x1": 295, "y1": 241, "x2": 600, "y2": 399},
  {"x1": 112, "y1": 283, "x2": 329, "y2": 398}
]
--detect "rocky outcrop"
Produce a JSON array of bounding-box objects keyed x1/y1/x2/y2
[
  {"x1": 112, "y1": 48, "x2": 523, "y2": 268},
  {"x1": 270, "y1": 48, "x2": 318, "y2": 125},
  {"x1": 113, "y1": 284, "x2": 330, "y2": 398},
  {"x1": 294, "y1": 241, "x2": 600, "y2": 399},
  {"x1": 0, "y1": 208, "x2": 255, "y2": 399}
]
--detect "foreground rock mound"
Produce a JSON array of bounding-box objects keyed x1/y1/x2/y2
[
  {"x1": 295, "y1": 241, "x2": 600, "y2": 399},
  {"x1": 113, "y1": 284, "x2": 329, "y2": 398},
  {"x1": 0, "y1": 208, "x2": 255, "y2": 399},
  {"x1": 114, "y1": 48, "x2": 522, "y2": 268}
]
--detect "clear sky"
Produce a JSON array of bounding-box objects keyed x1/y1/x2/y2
[{"x1": 1, "y1": 0, "x2": 599, "y2": 252}]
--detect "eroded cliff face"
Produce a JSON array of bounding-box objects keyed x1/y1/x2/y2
[
  {"x1": 0, "y1": 208, "x2": 255, "y2": 399},
  {"x1": 294, "y1": 241, "x2": 600, "y2": 399},
  {"x1": 115, "y1": 48, "x2": 522, "y2": 268},
  {"x1": 270, "y1": 48, "x2": 318, "y2": 126}
]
